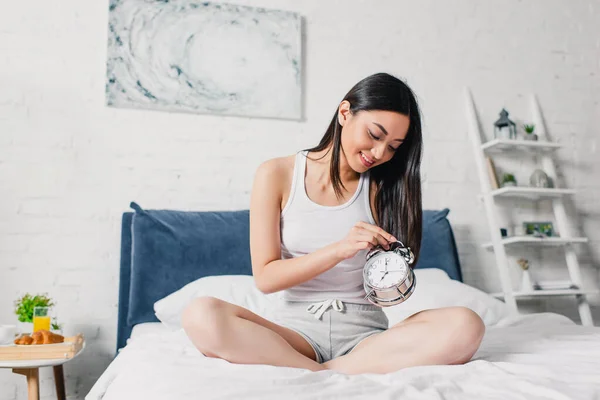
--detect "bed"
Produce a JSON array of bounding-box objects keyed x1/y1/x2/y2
[{"x1": 86, "y1": 203, "x2": 600, "y2": 399}]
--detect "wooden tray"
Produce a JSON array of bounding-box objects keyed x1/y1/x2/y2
[{"x1": 0, "y1": 334, "x2": 84, "y2": 361}]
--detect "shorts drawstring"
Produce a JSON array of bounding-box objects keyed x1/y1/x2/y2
[{"x1": 306, "y1": 299, "x2": 345, "y2": 320}]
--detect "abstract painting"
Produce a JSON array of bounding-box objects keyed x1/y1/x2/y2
[{"x1": 106, "y1": 1, "x2": 302, "y2": 120}]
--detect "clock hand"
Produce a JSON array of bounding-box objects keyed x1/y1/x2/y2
[
  {"x1": 375, "y1": 271, "x2": 388, "y2": 286},
  {"x1": 365, "y1": 272, "x2": 389, "y2": 299},
  {"x1": 368, "y1": 272, "x2": 388, "y2": 292}
]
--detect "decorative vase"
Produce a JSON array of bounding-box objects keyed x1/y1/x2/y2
[
  {"x1": 502, "y1": 181, "x2": 516, "y2": 187},
  {"x1": 529, "y1": 169, "x2": 551, "y2": 188},
  {"x1": 520, "y1": 269, "x2": 533, "y2": 291}
]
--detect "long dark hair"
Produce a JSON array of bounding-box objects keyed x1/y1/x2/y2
[{"x1": 303, "y1": 72, "x2": 423, "y2": 265}]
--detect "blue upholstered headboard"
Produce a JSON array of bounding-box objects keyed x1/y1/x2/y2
[{"x1": 116, "y1": 203, "x2": 462, "y2": 353}]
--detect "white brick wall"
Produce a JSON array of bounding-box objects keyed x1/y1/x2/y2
[{"x1": 1, "y1": 0, "x2": 599, "y2": 398}]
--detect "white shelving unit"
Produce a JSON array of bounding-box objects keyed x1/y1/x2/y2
[
  {"x1": 481, "y1": 138, "x2": 562, "y2": 153},
  {"x1": 481, "y1": 236, "x2": 588, "y2": 249},
  {"x1": 488, "y1": 187, "x2": 576, "y2": 200},
  {"x1": 465, "y1": 89, "x2": 596, "y2": 326}
]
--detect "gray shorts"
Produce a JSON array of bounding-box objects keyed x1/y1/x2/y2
[{"x1": 270, "y1": 299, "x2": 389, "y2": 363}]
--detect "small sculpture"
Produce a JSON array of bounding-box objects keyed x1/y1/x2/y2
[{"x1": 529, "y1": 169, "x2": 552, "y2": 188}]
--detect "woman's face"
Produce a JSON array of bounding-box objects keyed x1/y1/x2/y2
[{"x1": 338, "y1": 101, "x2": 410, "y2": 172}]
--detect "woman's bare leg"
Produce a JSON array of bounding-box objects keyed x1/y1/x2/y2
[
  {"x1": 323, "y1": 306, "x2": 485, "y2": 375},
  {"x1": 182, "y1": 296, "x2": 326, "y2": 372}
]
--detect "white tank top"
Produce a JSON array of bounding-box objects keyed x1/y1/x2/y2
[{"x1": 279, "y1": 150, "x2": 376, "y2": 304}]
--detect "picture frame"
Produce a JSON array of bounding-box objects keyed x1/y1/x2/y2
[
  {"x1": 106, "y1": 1, "x2": 303, "y2": 120},
  {"x1": 522, "y1": 221, "x2": 554, "y2": 237}
]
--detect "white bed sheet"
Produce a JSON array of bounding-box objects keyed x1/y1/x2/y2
[{"x1": 87, "y1": 312, "x2": 600, "y2": 400}]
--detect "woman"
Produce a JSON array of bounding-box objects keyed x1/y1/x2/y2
[{"x1": 182, "y1": 72, "x2": 485, "y2": 375}]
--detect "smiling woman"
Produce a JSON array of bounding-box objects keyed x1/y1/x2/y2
[
  {"x1": 182, "y1": 72, "x2": 485, "y2": 375},
  {"x1": 304, "y1": 72, "x2": 422, "y2": 255}
]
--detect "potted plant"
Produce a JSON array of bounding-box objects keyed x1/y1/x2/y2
[
  {"x1": 51, "y1": 318, "x2": 63, "y2": 335},
  {"x1": 523, "y1": 123, "x2": 538, "y2": 141},
  {"x1": 13, "y1": 293, "x2": 55, "y2": 334},
  {"x1": 501, "y1": 173, "x2": 517, "y2": 187}
]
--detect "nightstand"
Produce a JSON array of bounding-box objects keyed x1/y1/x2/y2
[{"x1": 0, "y1": 339, "x2": 85, "y2": 400}]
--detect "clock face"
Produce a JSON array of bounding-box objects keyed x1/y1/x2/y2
[{"x1": 365, "y1": 254, "x2": 408, "y2": 289}]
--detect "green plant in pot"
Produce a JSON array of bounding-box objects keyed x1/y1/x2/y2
[
  {"x1": 523, "y1": 123, "x2": 538, "y2": 141},
  {"x1": 501, "y1": 173, "x2": 517, "y2": 187},
  {"x1": 13, "y1": 293, "x2": 55, "y2": 333},
  {"x1": 51, "y1": 317, "x2": 63, "y2": 334}
]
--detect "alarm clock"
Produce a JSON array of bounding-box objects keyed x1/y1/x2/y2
[{"x1": 363, "y1": 240, "x2": 416, "y2": 307}]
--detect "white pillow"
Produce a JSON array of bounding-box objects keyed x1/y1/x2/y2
[
  {"x1": 153, "y1": 269, "x2": 511, "y2": 331},
  {"x1": 409, "y1": 267, "x2": 451, "y2": 283},
  {"x1": 154, "y1": 275, "x2": 279, "y2": 330},
  {"x1": 383, "y1": 268, "x2": 512, "y2": 326}
]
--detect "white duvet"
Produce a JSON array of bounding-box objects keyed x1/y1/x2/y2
[{"x1": 87, "y1": 312, "x2": 600, "y2": 400}]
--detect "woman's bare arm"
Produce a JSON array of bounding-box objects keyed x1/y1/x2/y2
[{"x1": 249, "y1": 158, "x2": 346, "y2": 294}]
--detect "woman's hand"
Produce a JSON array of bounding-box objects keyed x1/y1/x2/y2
[{"x1": 334, "y1": 221, "x2": 397, "y2": 260}]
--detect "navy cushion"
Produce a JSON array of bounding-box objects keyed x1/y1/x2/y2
[
  {"x1": 415, "y1": 208, "x2": 463, "y2": 281},
  {"x1": 127, "y1": 202, "x2": 252, "y2": 326}
]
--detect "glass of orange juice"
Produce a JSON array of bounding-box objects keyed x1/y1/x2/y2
[{"x1": 33, "y1": 306, "x2": 51, "y2": 333}]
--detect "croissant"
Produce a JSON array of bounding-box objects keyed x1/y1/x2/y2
[
  {"x1": 13, "y1": 330, "x2": 64, "y2": 345},
  {"x1": 31, "y1": 330, "x2": 64, "y2": 344},
  {"x1": 14, "y1": 335, "x2": 33, "y2": 345}
]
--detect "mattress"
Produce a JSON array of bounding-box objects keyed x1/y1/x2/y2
[{"x1": 87, "y1": 312, "x2": 600, "y2": 399}]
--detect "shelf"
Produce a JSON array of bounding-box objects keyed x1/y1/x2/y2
[
  {"x1": 481, "y1": 138, "x2": 562, "y2": 153},
  {"x1": 490, "y1": 289, "x2": 600, "y2": 298},
  {"x1": 482, "y1": 236, "x2": 588, "y2": 249},
  {"x1": 487, "y1": 187, "x2": 576, "y2": 200},
  {"x1": 465, "y1": 89, "x2": 596, "y2": 326}
]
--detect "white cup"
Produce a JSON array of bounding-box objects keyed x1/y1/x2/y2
[{"x1": 0, "y1": 325, "x2": 17, "y2": 345}]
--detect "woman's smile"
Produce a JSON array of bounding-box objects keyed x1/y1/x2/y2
[{"x1": 359, "y1": 152, "x2": 375, "y2": 167}]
